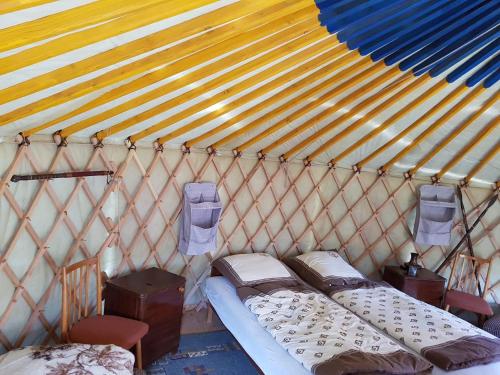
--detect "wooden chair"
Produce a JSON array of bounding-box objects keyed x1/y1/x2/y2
[
  {"x1": 61, "y1": 256, "x2": 149, "y2": 369},
  {"x1": 444, "y1": 253, "x2": 494, "y2": 326}
]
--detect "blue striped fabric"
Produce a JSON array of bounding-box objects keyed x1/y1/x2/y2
[{"x1": 314, "y1": 0, "x2": 500, "y2": 87}]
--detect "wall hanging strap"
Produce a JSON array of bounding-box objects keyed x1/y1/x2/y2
[
  {"x1": 413, "y1": 184, "x2": 457, "y2": 246},
  {"x1": 179, "y1": 182, "x2": 222, "y2": 256}
]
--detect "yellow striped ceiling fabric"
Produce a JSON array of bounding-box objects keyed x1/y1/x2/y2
[{"x1": 0, "y1": 0, "x2": 498, "y2": 185}]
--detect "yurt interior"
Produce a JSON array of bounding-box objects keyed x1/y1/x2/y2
[{"x1": 0, "y1": 1, "x2": 499, "y2": 374}]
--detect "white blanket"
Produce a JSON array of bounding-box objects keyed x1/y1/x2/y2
[{"x1": 0, "y1": 344, "x2": 134, "y2": 375}]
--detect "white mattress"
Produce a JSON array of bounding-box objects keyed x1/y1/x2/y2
[{"x1": 204, "y1": 276, "x2": 500, "y2": 375}]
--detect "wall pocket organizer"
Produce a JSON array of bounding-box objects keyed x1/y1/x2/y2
[
  {"x1": 414, "y1": 185, "x2": 457, "y2": 246},
  {"x1": 179, "y1": 182, "x2": 222, "y2": 255}
]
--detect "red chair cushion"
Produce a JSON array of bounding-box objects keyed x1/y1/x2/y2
[
  {"x1": 69, "y1": 315, "x2": 149, "y2": 349},
  {"x1": 445, "y1": 290, "x2": 494, "y2": 316}
]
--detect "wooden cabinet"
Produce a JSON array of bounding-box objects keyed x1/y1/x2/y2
[
  {"x1": 104, "y1": 268, "x2": 185, "y2": 367},
  {"x1": 383, "y1": 266, "x2": 445, "y2": 307}
]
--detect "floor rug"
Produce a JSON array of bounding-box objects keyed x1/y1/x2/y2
[{"x1": 146, "y1": 331, "x2": 260, "y2": 375}]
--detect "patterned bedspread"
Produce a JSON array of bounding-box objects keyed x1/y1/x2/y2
[
  {"x1": 0, "y1": 343, "x2": 134, "y2": 375},
  {"x1": 244, "y1": 286, "x2": 431, "y2": 375},
  {"x1": 331, "y1": 284, "x2": 500, "y2": 370}
]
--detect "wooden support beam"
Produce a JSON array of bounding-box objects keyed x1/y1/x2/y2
[
  {"x1": 212, "y1": 54, "x2": 371, "y2": 152},
  {"x1": 0, "y1": 0, "x2": 53, "y2": 14},
  {"x1": 233, "y1": 57, "x2": 383, "y2": 154},
  {"x1": 0, "y1": 0, "x2": 173, "y2": 53},
  {"x1": 2, "y1": 0, "x2": 308, "y2": 126},
  {"x1": 379, "y1": 85, "x2": 485, "y2": 174},
  {"x1": 131, "y1": 30, "x2": 332, "y2": 144},
  {"x1": 184, "y1": 47, "x2": 355, "y2": 149},
  {"x1": 355, "y1": 84, "x2": 469, "y2": 171},
  {"x1": 56, "y1": 13, "x2": 321, "y2": 140},
  {"x1": 333, "y1": 80, "x2": 448, "y2": 166},
  {"x1": 279, "y1": 69, "x2": 411, "y2": 161},
  {"x1": 305, "y1": 74, "x2": 432, "y2": 162},
  {"x1": 434, "y1": 116, "x2": 499, "y2": 181},
  {"x1": 463, "y1": 142, "x2": 500, "y2": 185},
  {"x1": 0, "y1": 0, "x2": 215, "y2": 74},
  {"x1": 409, "y1": 91, "x2": 499, "y2": 177},
  {"x1": 11, "y1": 171, "x2": 113, "y2": 183},
  {"x1": 160, "y1": 45, "x2": 346, "y2": 150}
]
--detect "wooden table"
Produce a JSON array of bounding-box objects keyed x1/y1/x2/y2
[
  {"x1": 383, "y1": 265, "x2": 445, "y2": 307},
  {"x1": 104, "y1": 268, "x2": 185, "y2": 366}
]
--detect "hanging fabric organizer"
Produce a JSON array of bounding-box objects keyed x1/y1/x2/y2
[
  {"x1": 413, "y1": 185, "x2": 457, "y2": 246},
  {"x1": 179, "y1": 182, "x2": 222, "y2": 255}
]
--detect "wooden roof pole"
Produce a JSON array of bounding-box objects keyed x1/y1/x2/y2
[
  {"x1": 433, "y1": 116, "x2": 499, "y2": 182},
  {"x1": 0, "y1": 0, "x2": 173, "y2": 53},
  {"x1": 54, "y1": 14, "x2": 321, "y2": 140},
  {"x1": 0, "y1": 0, "x2": 53, "y2": 15},
  {"x1": 184, "y1": 49, "x2": 358, "y2": 149},
  {"x1": 126, "y1": 31, "x2": 331, "y2": 144},
  {"x1": 234, "y1": 61, "x2": 391, "y2": 154},
  {"x1": 332, "y1": 80, "x2": 448, "y2": 167},
  {"x1": 211, "y1": 56, "x2": 374, "y2": 151},
  {"x1": 278, "y1": 71, "x2": 413, "y2": 161},
  {"x1": 0, "y1": 0, "x2": 215, "y2": 75},
  {"x1": 379, "y1": 85, "x2": 484, "y2": 174},
  {"x1": 408, "y1": 91, "x2": 499, "y2": 177},
  {"x1": 157, "y1": 45, "x2": 348, "y2": 150},
  {"x1": 354, "y1": 84, "x2": 468, "y2": 170},
  {"x1": 462, "y1": 142, "x2": 500, "y2": 185},
  {"x1": 2, "y1": 0, "x2": 309, "y2": 127},
  {"x1": 305, "y1": 74, "x2": 432, "y2": 162}
]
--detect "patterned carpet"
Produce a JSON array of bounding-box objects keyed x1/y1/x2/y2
[{"x1": 146, "y1": 331, "x2": 260, "y2": 375}]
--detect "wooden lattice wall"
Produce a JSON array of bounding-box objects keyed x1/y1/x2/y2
[{"x1": 0, "y1": 142, "x2": 498, "y2": 352}]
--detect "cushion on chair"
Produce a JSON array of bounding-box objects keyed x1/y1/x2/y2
[
  {"x1": 69, "y1": 315, "x2": 149, "y2": 349},
  {"x1": 444, "y1": 290, "x2": 494, "y2": 316}
]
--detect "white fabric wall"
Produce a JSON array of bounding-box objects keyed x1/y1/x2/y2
[{"x1": 0, "y1": 141, "x2": 498, "y2": 351}]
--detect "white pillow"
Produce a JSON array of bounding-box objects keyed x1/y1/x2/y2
[
  {"x1": 214, "y1": 253, "x2": 295, "y2": 286},
  {"x1": 296, "y1": 251, "x2": 364, "y2": 280}
]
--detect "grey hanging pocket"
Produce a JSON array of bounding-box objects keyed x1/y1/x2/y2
[
  {"x1": 179, "y1": 182, "x2": 222, "y2": 255},
  {"x1": 413, "y1": 185, "x2": 456, "y2": 246}
]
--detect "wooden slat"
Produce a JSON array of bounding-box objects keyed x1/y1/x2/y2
[
  {"x1": 54, "y1": 11, "x2": 320, "y2": 139},
  {"x1": 355, "y1": 84, "x2": 469, "y2": 170},
  {"x1": 210, "y1": 53, "x2": 370, "y2": 151},
  {"x1": 128, "y1": 30, "x2": 332, "y2": 143},
  {"x1": 409, "y1": 91, "x2": 499, "y2": 176},
  {"x1": 155, "y1": 44, "x2": 346, "y2": 147},
  {"x1": 464, "y1": 142, "x2": 500, "y2": 185},
  {"x1": 379, "y1": 85, "x2": 485, "y2": 174},
  {"x1": 334, "y1": 80, "x2": 448, "y2": 166},
  {"x1": 0, "y1": 0, "x2": 53, "y2": 15},
  {"x1": 435, "y1": 116, "x2": 499, "y2": 181},
  {"x1": 0, "y1": 0, "x2": 171, "y2": 53},
  {"x1": 0, "y1": 0, "x2": 216, "y2": 75},
  {"x1": 231, "y1": 57, "x2": 379, "y2": 153},
  {"x1": 0, "y1": 0, "x2": 297, "y2": 110},
  {"x1": 278, "y1": 69, "x2": 410, "y2": 160},
  {"x1": 3, "y1": 1, "x2": 313, "y2": 132},
  {"x1": 185, "y1": 47, "x2": 357, "y2": 148},
  {"x1": 305, "y1": 74, "x2": 432, "y2": 162}
]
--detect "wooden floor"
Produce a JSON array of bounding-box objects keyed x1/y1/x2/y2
[{"x1": 181, "y1": 308, "x2": 225, "y2": 335}]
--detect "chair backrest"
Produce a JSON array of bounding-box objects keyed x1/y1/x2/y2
[
  {"x1": 447, "y1": 253, "x2": 492, "y2": 299},
  {"x1": 61, "y1": 256, "x2": 102, "y2": 341}
]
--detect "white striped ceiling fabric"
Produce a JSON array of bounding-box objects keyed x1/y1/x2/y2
[{"x1": 0, "y1": 0, "x2": 498, "y2": 186}]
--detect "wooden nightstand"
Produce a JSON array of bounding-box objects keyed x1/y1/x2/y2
[
  {"x1": 104, "y1": 268, "x2": 185, "y2": 367},
  {"x1": 383, "y1": 266, "x2": 445, "y2": 307}
]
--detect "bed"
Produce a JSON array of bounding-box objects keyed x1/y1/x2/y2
[
  {"x1": 205, "y1": 276, "x2": 500, "y2": 375},
  {"x1": 285, "y1": 251, "x2": 500, "y2": 372},
  {"x1": 0, "y1": 343, "x2": 134, "y2": 375}
]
